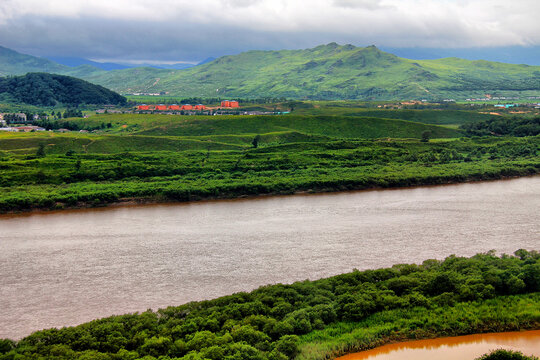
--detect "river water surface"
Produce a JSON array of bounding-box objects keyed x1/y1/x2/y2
[
  {"x1": 0, "y1": 177, "x2": 539, "y2": 339},
  {"x1": 336, "y1": 330, "x2": 540, "y2": 360}
]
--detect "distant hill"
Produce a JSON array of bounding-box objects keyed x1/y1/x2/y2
[
  {"x1": 1, "y1": 43, "x2": 539, "y2": 100},
  {"x1": 0, "y1": 46, "x2": 69, "y2": 76},
  {"x1": 0, "y1": 73, "x2": 127, "y2": 106},
  {"x1": 45, "y1": 56, "x2": 131, "y2": 71},
  {"x1": 79, "y1": 43, "x2": 540, "y2": 100},
  {"x1": 197, "y1": 57, "x2": 216, "y2": 65}
]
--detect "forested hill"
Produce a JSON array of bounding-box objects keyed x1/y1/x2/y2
[{"x1": 0, "y1": 73, "x2": 127, "y2": 106}]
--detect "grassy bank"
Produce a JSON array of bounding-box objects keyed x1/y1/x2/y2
[
  {"x1": 0, "y1": 135, "x2": 538, "y2": 213},
  {"x1": 297, "y1": 296, "x2": 540, "y2": 359},
  {"x1": 0, "y1": 111, "x2": 538, "y2": 213},
  {"x1": 0, "y1": 251, "x2": 539, "y2": 359}
]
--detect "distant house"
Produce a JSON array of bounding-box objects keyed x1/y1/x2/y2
[
  {"x1": 181, "y1": 104, "x2": 193, "y2": 110},
  {"x1": 168, "y1": 104, "x2": 181, "y2": 111},
  {"x1": 13, "y1": 126, "x2": 45, "y2": 132},
  {"x1": 138, "y1": 104, "x2": 150, "y2": 111},
  {"x1": 194, "y1": 104, "x2": 205, "y2": 110},
  {"x1": 15, "y1": 113, "x2": 28, "y2": 122},
  {"x1": 155, "y1": 104, "x2": 168, "y2": 111},
  {"x1": 221, "y1": 100, "x2": 239, "y2": 108}
]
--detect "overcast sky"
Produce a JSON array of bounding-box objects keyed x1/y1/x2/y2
[{"x1": 1, "y1": 0, "x2": 539, "y2": 64}]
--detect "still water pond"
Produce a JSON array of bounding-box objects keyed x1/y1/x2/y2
[
  {"x1": 0, "y1": 177, "x2": 539, "y2": 339},
  {"x1": 336, "y1": 330, "x2": 540, "y2": 360}
]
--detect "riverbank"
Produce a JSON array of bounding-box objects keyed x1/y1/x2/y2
[
  {"x1": 2, "y1": 170, "x2": 539, "y2": 218},
  {"x1": 1, "y1": 144, "x2": 538, "y2": 215},
  {"x1": 298, "y1": 299, "x2": 540, "y2": 359},
  {"x1": 1, "y1": 251, "x2": 539, "y2": 359},
  {"x1": 334, "y1": 331, "x2": 540, "y2": 360}
]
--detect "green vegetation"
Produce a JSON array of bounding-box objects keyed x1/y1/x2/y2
[
  {"x1": 0, "y1": 251, "x2": 538, "y2": 359},
  {"x1": 76, "y1": 43, "x2": 540, "y2": 100},
  {"x1": 2, "y1": 44, "x2": 540, "y2": 100},
  {"x1": 0, "y1": 45, "x2": 68, "y2": 76},
  {"x1": 462, "y1": 117, "x2": 540, "y2": 137},
  {"x1": 0, "y1": 111, "x2": 538, "y2": 213},
  {"x1": 476, "y1": 350, "x2": 539, "y2": 360},
  {"x1": 0, "y1": 73, "x2": 127, "y2": 106}
]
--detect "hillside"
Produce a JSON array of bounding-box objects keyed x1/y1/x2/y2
[
  {"x1": 0, "y1": 73, "x2": 127, "y2": 106},
  {"x1": 1, "y1": 43, "x2": 540, "y2": 100},
  {"x1": 0, "y1": 46, "x2": 69, "y2": 76},
  {"x1": 79, "y1": 43, "x2": 540, "y2": 100}
]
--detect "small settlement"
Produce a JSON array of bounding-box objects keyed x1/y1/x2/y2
[{"x1": 136, "y1": 100, "x2": 239, "y2": 112}]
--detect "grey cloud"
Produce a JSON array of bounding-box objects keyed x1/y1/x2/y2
[
  {"x1": 223, "y1": 0, "x2": 262, "y2": 8},
  {"x1": 332, "y1": 0, "x2": 387, "y2": 10}
]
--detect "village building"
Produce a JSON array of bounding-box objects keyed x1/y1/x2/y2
[
  {"x1": 12, "y1": 126, "x2": 45, "y2": 132},
  {"x1": 221, "y1": 100, "x2": 239, "y2": 108}
]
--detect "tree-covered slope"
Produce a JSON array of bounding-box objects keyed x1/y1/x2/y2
[{"x1": 0, "y1": 73, "x2": 127, "y2": 106}]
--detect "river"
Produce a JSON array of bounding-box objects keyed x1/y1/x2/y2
[
  {"x1": 0, "y1": 177, "x2": 538, "y2": 339},
  {"x1": 336, "y1": 330, "x2": 540, "y2": 360}
]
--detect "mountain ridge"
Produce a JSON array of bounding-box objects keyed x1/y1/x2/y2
[{"x1": 1, "y1": 43, "x2": 539, "y2": 100}]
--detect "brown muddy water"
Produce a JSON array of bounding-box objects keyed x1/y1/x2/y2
[
  {"x1": 0, "y1": 177, "x2": 539, "y2": 339},
  {"x1": 336, "y1": 330, "x2": 540, "y2": 360}
]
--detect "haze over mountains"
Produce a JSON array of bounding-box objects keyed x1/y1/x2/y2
[{"x1": 1, "y1": 43, "x2": 539, "y2": 101}]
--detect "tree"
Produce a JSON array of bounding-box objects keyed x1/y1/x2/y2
[
  {"x1": 36, "y1": 143, "x2": 46, "y2": 157},
  {"x1": 252, "y1": 135, "x2": 261, "y2": 148},
  {"x1": 421, "y1": 130, "x2": 432, "y2": 142}
]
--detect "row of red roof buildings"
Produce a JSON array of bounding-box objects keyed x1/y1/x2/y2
[
  {"x1": 136, "y1": 100, "x2": 239, "y2": 112},
  {"x1": 137, "y1": 104, "x2": 206, "y2": 111}
]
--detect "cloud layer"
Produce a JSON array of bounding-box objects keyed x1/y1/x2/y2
[{"x1": 1, "y1": 0, "x2": 539, "y2": 62}]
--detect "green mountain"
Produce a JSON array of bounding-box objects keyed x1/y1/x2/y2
[
  {"x1": 0, "y1": 73, "x2": 127, "y2": 106},
  {"x1": 79, "y1": 43, "x2": 540, "y2": 100},
  {"x1": 1, "y1": 43, "x2": 540, "y2": 100},
  {"x1": 0, "y1": 45, "x2": 69, "y2": 76}
]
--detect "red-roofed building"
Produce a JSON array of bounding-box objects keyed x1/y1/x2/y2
[
  {"x1": 194, "y1": 104, "x2": 206, "y2": 110},
  {"x1": 137, "y1": 105, "x2": 150, "y2": 111},
  {"x1": 181, "y1": 104, "x2": 193, "y2": 110},
  {"x1": 229, "y1": 100, "x2": 239, "y2": 108},
  {"x1": 221, "y1": 100, "x2": 230, "y2": 108},
  {"x1": 168, "y1": 105, "x2": 181, "y2": 111},
  {"x1": 155, "y1": 104, "x2": 168, "y2": 111}
]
